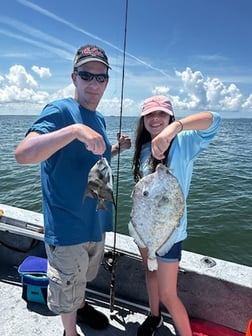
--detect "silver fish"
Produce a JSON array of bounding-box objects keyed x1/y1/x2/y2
[
  {"x1": 84, "y1": 157, "x2": 115, "y2": 210},
  {"x1": 128, "y1": 164, "x2": 185, "y2": 271}
]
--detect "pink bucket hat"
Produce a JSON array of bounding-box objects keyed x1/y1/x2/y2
[{"x1": 141, "y1": 95, "x2": 174, "y2": 116}]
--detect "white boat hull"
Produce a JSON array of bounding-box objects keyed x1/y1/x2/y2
[{"x1": 0, "y1": 203, "x2": 251, "y2": 334}]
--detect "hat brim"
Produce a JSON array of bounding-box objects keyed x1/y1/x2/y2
[
  {"x1": 141, "y1": 106, "x2": 174, "y2": 117},
  {"x1": 75, "y1": 57, "x2": 111, "y2": 69}
]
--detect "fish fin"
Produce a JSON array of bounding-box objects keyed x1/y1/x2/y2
[
  {"x1": 96, "y1": 199, "x2": 108, "y2": 211},
  {"x1": 147, "y1": 258, "x2": 158, "y2": 271},
  {"x1": 156, "y1": 227, "x2": 179, "y2": 257},
  {"x1": 128, "y1": 221, "x2": 146, "y2": 248},
  {"x1": 82, "y1": 189, "x2": 98, "y2": 203}
]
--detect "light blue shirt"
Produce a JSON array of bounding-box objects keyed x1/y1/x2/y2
[{"x1": 139, "y1": 112, "x2": 221, "y2": 243}]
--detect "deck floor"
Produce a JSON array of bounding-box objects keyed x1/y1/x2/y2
[{"x1": 0, "y1": 265, "x2": 176, "y2": 336}]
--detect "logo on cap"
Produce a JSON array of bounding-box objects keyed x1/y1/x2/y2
[{"x1": 74, "y1": 45, "x2": 111, "y2": 69}]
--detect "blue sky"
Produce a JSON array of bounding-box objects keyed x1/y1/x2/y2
[{"x1": 0, "y1": 0, "x2": 252, "y2": 118}]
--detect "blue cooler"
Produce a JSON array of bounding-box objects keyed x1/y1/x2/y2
[{"x1": 18, "y1": 256, "x2": 49, "y2": 304}]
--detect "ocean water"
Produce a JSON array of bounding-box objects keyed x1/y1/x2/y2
[{"x1": 0, "y1": 115, "x2": 251, "y2": 267}]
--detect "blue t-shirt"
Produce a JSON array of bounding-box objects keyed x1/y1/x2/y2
[
  {"x1": 28, "y1": 97, "x2": 113, "y2": 246},
  {"x1": 139, "y1": 112, "x2": 221, "y2": 243}
]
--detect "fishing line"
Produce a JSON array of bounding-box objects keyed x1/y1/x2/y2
[{"x1": 109, "y1": 0, "x2": 129, "y2": 313}]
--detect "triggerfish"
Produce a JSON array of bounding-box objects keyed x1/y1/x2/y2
[{"x1": 129, "y1": 164, "x2": 185, "y2": 271}]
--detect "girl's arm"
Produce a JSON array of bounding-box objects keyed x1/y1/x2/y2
[{"x1": 151, "y1": 112, "x2": 214, "y2": 160}]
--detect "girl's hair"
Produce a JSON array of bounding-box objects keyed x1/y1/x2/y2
[{"x1": 132, "y1": 115, "x2": 175, "y2": 182}]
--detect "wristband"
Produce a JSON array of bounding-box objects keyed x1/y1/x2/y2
[{"x1": 177, "y1": 120, "x2": 183, "y2": 132}]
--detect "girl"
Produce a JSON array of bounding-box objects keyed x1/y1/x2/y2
[{"x1": 132, "y1": 95, "x2": 221, "y2": 336}]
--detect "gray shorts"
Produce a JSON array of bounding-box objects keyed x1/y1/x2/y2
[{"x1": 45, "y1": 237, "x2": 105, "y2": 314}]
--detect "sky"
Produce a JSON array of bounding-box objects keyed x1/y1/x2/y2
[{"x1": 0, "y1": 0, "x2": 252, "y2": 118}]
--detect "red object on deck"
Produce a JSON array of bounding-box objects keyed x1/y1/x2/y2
[
  {"x1": 191, "y1": 318, "x2": 244, "y2": 336},
  {"x1": 246, "y1": 320, "x2": 252, "y2": 336}
]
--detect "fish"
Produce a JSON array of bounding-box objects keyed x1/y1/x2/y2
[
  {"x1": 128, "y1": 163, "x2": 185, "y2": 271},
  {"x1": 83, "y1": 157, "x2": 115, "y2": 210}
]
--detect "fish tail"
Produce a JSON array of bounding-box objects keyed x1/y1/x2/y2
[{"x1": 147, "y1": 258, "x2": 158, "y2": 271}]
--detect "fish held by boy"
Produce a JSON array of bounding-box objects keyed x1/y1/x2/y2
[
  {"x1": 128, "y1": 164, "x2": 185, "y2": 271},
  {"x1": 84, "y1": 157, "x2": 115, "y2": 210}
]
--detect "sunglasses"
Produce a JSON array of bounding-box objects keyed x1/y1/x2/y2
[{"x1": 75, "y1": 71, "x2": 108, "y2": 83}]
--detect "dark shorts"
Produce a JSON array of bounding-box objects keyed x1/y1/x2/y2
[{"x1": 156, "y1": 241, "x2": 182, "y2": 263}]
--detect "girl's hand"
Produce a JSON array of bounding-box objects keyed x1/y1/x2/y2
[{"x1": 151, "y1": 122, "x2": 181, "y2": 160}]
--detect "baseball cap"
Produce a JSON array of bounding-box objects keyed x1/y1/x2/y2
[
  {"x1": 73, "y1": 44, "x2": 111, "y2": 69},
  {"x1": 141, "y1": 95, "x2": 174, "y2": 116}
]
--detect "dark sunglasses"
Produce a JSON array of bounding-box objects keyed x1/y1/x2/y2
[{"x1": 75, "y1": 71, "x2": 108, "y2": 83}]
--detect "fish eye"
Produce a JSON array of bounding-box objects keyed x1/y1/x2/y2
[{"x1": 143, "y1": 190, "x2": 149, "y2": 197}]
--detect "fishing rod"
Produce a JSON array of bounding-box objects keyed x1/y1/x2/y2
[{"x1": 109, "y1": 0, "x2": 129, "y2": 314}]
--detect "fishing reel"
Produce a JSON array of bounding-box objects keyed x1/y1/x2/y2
[{"x1": 103, "y1": 249, "x2": 120, "y2": 272}]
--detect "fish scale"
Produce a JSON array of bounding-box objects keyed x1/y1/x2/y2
[
  {"x1": 83, "y1": 157, "x2": 115, "y2": 210},
  {"x1": 128, "y1": 164, "x2": 185, "y2": 271}
]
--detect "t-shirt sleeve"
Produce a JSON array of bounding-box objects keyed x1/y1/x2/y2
[
  {"x1": 177, "y1": 111, "x2": 221, "y2": 161},
  {"x1": 26, "y1": 103, "x2": 64, "y2": 136}
]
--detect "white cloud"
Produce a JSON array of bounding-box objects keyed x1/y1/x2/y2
[
  {"x1": 6, "y1": 64, "x2": 37, "y2": 88},
  {"x1": 175, "y1": 67, "x2": 207, "y2": 107},
  {"x1": 0, "y1": 65, "x2": 49, "y2": 110},
  {"x1": 50, "y1": 83, "x2": 74, "y2": 101},
  {"x1": 32, "y1": 66, "x2": 51, "y2": 78},
  {"x1": 152, "y1": 86, "x2": 170, "y2": 96},
  {"x1": 0, "y1": 64, "x2": 252, "y2": 116},
  {"x1": 173, "y1": 67, "x2": 252, "y2": 113},
  {"x1": 242, "y1": 94, "x2": 252, "y2": 110},
  {"x1": 0, "y1": 85, "x2": 36, "y2": 103},
  {"x1": 204, "y1": 79, "x2": 242, "y2": 111},
  {"x1": 99, "y1": 97, "x2": 138, "y2": 117}
]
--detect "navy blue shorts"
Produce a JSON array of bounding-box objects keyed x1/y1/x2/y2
[{"x1": 156, "y1": 241, "x2": 182, "y2": 263}]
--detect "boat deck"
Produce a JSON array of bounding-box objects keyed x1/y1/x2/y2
[
  {"x1": 0, "y1": 264, "x2": 176, "y2": 336},
  {"x1": 0, "y1": 204, "x2": 251, "y2": 335}
]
